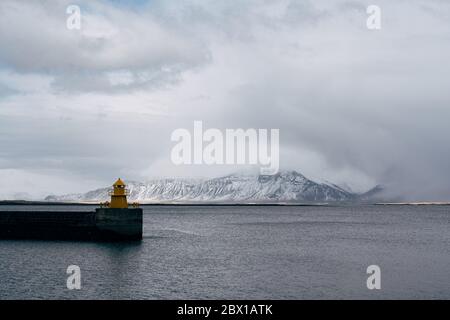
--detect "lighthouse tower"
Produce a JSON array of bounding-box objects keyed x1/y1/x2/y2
[
  {"x1": 109, "y1": 178, "x2": 128, "y2": 208},
  {"x1": 95, "y1": 178, "x2": 142, "y2": 240}
]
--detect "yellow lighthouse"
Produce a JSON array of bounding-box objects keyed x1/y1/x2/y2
[{"x1": 109, "y1": 178, "x2": 128, "y2": 208}]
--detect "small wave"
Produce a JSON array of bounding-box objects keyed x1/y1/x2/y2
[
  {"x1": 157, "y1": 228, "x2": 202, "y2": 236},
  {"x1": 142, "y1": 235, "x2": 167, "y2": 239}
]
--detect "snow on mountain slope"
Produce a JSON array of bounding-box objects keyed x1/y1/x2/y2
[{"x1": 45, "y1": 171, "x2": 361, "y2": 203}]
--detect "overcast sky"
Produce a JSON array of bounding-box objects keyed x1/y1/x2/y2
[{"x1": 1, "y1": 0, "x2": 450, "y2": 200}]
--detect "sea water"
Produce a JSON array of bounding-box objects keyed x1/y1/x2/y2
[{"x1": 0, "y1": 204, "x2": 448, "y2": 299}]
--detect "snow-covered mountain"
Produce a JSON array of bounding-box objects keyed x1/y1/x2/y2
[{"x1": 45, "y1": 171, "x2": 377, "y2": 203}]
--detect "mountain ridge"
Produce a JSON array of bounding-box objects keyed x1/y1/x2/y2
[{"x1": 45, "y1": 170, "x2": 382, "y2": 203}]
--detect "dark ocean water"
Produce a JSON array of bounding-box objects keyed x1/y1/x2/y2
[{"x1": 0, "y1": 205, "x2": 448, "y2": 299}]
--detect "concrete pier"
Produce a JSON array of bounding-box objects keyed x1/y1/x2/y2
[
  {"x1": 0, "y1": 208, "x2": 143, "y2": 241},
  {"x1": 95, "y1": 208, "x2": 143, "y2": 241}
]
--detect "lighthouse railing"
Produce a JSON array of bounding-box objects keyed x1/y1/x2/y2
[{"x1": 108, "y1": 188, "x2": 130, "y2": 196}]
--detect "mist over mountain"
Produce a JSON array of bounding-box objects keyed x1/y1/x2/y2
[{"x1": 45, "y1": 171, "x2": 382, "y2": 203}]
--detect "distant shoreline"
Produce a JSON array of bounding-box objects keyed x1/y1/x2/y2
[
  {"x1": 375, "y1": 202, "x2": 450, "y2": 206},
  {"x1": 0, "y1": 200, "x2": 338, "y2": 207},
  {"x1": 0, "y1": 200, "x2": 449, "y2": 206}
]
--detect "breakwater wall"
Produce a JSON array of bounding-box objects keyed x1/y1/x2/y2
[{"x1": 0, "y1": 208, "x2": 142, "y2": 241}]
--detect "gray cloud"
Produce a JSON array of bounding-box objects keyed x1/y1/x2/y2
[
  {"x1": 0, "y1": 0, "x2": 450, "y2": 200},
  {"x1": 0, "y1": 0, "x2": 209, "y2": 92}
]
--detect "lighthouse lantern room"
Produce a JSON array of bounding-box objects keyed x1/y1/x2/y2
[{"x1": 109, "y1": 178, "x2": 128, "y2": 208}]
